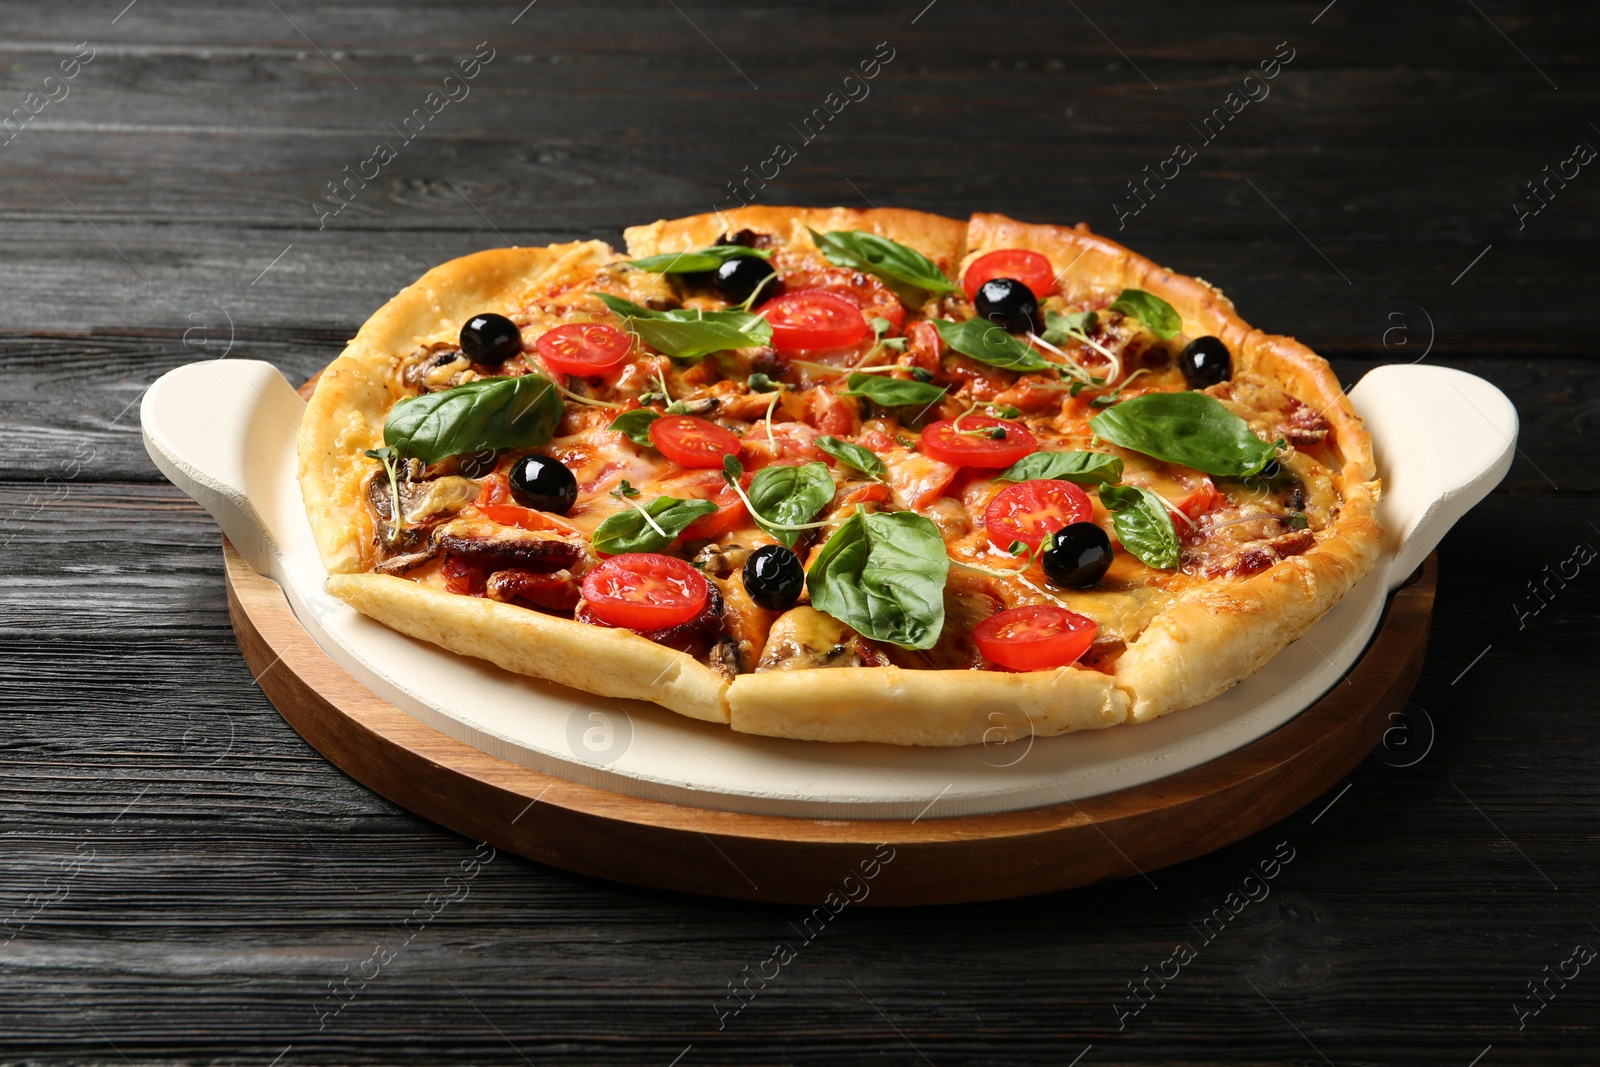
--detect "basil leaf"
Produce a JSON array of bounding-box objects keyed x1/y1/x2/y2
[
  {"x1": 746, "y1": 461, "x2": 836, "y2": 548},
  {"x1": 1099, "y1": 485, "x2": 1179, "y2": 570},
  {"x1": 592, "y1": 293, "x2": 771, "y2": 359},
  {"x1": 993, "y1": 450, "x2": 1123, "y2": 485},
  {"x1": 591, "y1": 496, "x2": 718, "y2": 555},
  {"x1": 1042, "y1": 309, "x2": 1095, "y2": 348},
  {"x1": 1090, "y1": 391, "x2": 1282, "y2": 477},
  {"x1": 816, "y1": 435, "x2": 886, "y2": 480},
  {"x1": 1109, "y1": 288, "x2": 1181, "y2": 340},
  {"x1": 627, "y1": 245, "x2": 772, "y2": 273},
  {"x1": 807, "y1": 507, "x2": 949, "y2": 650},
  {"x1": 384, "y1": 373, "x2": 562, "y2": 464},
  {"x1": 808, "y1": 228, "x2": 960, "y2": 304},
  {"x1": 840, "y1": 373, "x2": 948, "y2": 410},
  {"x1": 932, "y1": 318, "x2": 1054, "y2": 373},
  {"x1": 607, "y1": 408, "x2": 662, "y2": 447}
]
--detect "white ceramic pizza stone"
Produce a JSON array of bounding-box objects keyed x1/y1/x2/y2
[{"x1": 141, "y1": 360, "x2": 1513, "y2": 820}]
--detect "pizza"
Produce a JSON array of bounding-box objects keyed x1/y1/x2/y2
[{"x1": 297, "y1": 207, "x2": 1381, "y2": 746}]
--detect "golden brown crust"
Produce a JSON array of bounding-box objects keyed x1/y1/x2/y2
[
  {"x1": 297, "y1": 210, "x2": 1384, "y2": 745},
  {"x1": 624, "y1": 205, "x2": 968, "y2": 280}
]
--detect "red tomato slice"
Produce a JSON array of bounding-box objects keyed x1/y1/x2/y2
[
  {"x1": 534, "y1": 322, "x2": 631, "y2": 376},
  {"x1": 581, "y1": 553, "x2": 709, "y2": 630},
  {"x1": 476, "y1": 472, "x2": 509, "y2": 506},
  {"x1": 974, "y1": 605, "x2": 1098, "y2": 671},
  {"x1": 476, "y1": 503, "x2": 581, "y2": 537},
  {"x1": 985, "y1": 479, "x2": 1093, "y2": 553},
  {"x1": 963, "y1": 249, "x2": 1058, "y2": 302},
  {"x1": 648, "y1": 415, "x2": 743, "y2": 469},
  {"x1": 1174, "y1": 478, "x2": 1224, "y2": 521},
  {"x1": 918, "y1": 415, "x2": 1037, "y2": 469},
  {"x1": 777, "y1": 265, "x2": 906, "y2": 330},
  {"x1": 758, "y1": 290, "x2": 871, "y2": 354},
  {"x1": 441, "y1": 555, "x2": 485, "y2": 596}
]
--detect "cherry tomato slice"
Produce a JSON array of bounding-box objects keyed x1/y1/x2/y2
[
  {"x1": 758, "y1": 290, "x2": 871, "y2": 354},
  {"x1": 476, "y1": 503, "x2": 581, "y2": 537},
  {"x1": 1174, "y1": 478, "x2": 1224, "y2": 521},
  {"x1": 534, "y1": 322, "x2": 631, "y2": 376},
  {"x1": 648, "y1": 415, "x2": 743, "y2": 469},
  {"x1": 581, "y1": 552, "x2": 709, "y2": 630},
  {"x1": 974, "y1": 605, "x2": 1098, "y2": 671},
  {"x1": 962, "y1": 249, "x2": 1058, "y2": 302},
  {"x1": 985, "y1": 478, "x2": 1093, "y2": 553},
  {"x1": 777, "y1": 265, "x2": 906, "y2": 330},
  {"x1": 918, "y1": 415, "x2": 1037, "y2": 469}
]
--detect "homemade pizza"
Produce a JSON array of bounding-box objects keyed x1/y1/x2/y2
[{"x1": 298, "y1": 207, "x2": 1381, "y2": 746}]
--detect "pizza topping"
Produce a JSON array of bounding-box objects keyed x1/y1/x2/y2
[
  {"x1": 593, "y1": 293, "x2": 772, "y2": 359},
  {"x1": 973, "y1": 605, "x2": 1098, "y2": 671},
  {"x1": 1042, "y1": 522, "x2": 1114, "y2": 588},
  {"x1": 607, "y1": 407, "x2": 662, "y2": 447},
  {"x1": 963, "y1": 249, "x2": 1057, "y2": 302},
  {"x1": 881, "y1": 449, "x2": 959, "y2": 511},
  {"x1": 918, "y1": 414, "x2": 1038, "y2": 469},
  {"x1": 815, "y1": 434, "x2": 887, "y2": 480},
  {"x1": 806, "y1": 507, "x2": 949, "y2": 651},
  {"x1": 486, "y1": 567, "x2": 582, "y2": 612},
  {"x1": 807, "y1": 228, "x2": 961, "y2": 305},
  {"x1": 712, "y1": 254, "x2": 779, "y2": 304},
  {"x1": 1108, "y1": 289, "x2": 1182, "y2": 340},
  {"x1": 384, "y1": 373, "x2": 564, "y2": 464},
  {"x1": 993, "y1": 450, "x2": 1123, "y2": 485},
  {"x1": 1179, "y1": 335, "x2": 1232, "y2": 388},
  {"x1": 984, "y1": 479, "x2": 1093, "y2": 553},
  {"x1": 459, "y1": 312, "x2": 523, "y2": 365},
  {"x1": 580, "y1": 552, "x2": 709, "y2": 631},
  {"x1": 755, "y1": 606, "x2": 889, "y2": 671},
  {"x1": 1089, "y1": 391, "x2": 1281, "y2": 478},
  {"x1": 973, "y1": 277, "x2": 1040, "y2": 335},
  {"x1": 432, "y1": 517, "x2": 585, "y2": 573},
  {"x1": 649, "y1": 414, "x2": 742, "y2": 468},
  {"x1": 627, "y1": 243, "x2": 773, "y2": 274},
  {"x1": 1098, "y1": 484, "x2": 1181, "y2": 569},
  {"x1": 507, "y1": 454, "x2": 578, "y2": 514},
  {"x1": 591, "y1": 488, "x2": 718, "y2": 555},
  {"x1": 742, "y1": 543, "x2": 804, "y2": 611},
  {"x1": 933, "y1": 318, "x2": 1054, "y2": 373},
  {"x1": 533, "y1": 323, "x2": 631, "y2": 376},
  {"x1": 758, "y1": 290, "x2": 872, "y2": 354},
  {"x1": 839, "y1": 372, "x2": 948, "y2": 411}
]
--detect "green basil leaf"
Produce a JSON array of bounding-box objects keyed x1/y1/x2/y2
[
  {"x1": 627, "y1": 245, "x2": 772, "y2": 273},
  {"x1": 1109, "y1": 288, "x2": 1181, "y2": 340},
  {"x1": 815, "y1": 435, "x2": 886, "y2": 480},
  {"x1": 591, "y1": 496, "x2": 718, "y2": 555},
  {"x1": 1041, "y1": 309, "x2": 1095, "y2": 347},
  {"x1": 384, "y1": 373, "x2": 562, "y2": 464},
  {"x1": 593, "y1": 293, "x2": 772, "y2": 359},
  {"x1": 746, "y1": 461, "x2": 836, "y2": 548},
  {"x1": 807, "y1": 507, "x2": 949, "y2": 650},
  {"x1": 1089, "y1": 391, "x2": 1282, "y2": 477},
  {"x1": 1098, "y1": 485, "x2": 1180, "y2": 570},
  {"x1": 607, "y1": 408, "x2": 662, "y2": 447},
  {"x1": 993, "y1": 450, "x2": 1124, "y2": 485},
  {"x1": 808, "y1": 228, "x2": 960, "y2": 304},
  {"x1": 932, "y1": 318, "x2": 1054, "y2": 373},
  {"x1": 839, "y1": 373, "x2": 948, "y2": 410}
]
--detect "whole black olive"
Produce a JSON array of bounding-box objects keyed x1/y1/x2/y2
[
  {"x1": 742, "y1": 543, "x2": 804, "y2": 611},
  {"x1": 1179, "y1": 335, "x2": 1232, "y2": 388},
  {"x1": 713, "y1": 254, "x2": 778, "y2": 304},
  {"x1": 507, "y1": 455, "x2": 578, "y2": 515},
  {"x1": 1042, "y1": 522, "x2": 1114, "y2": 589},
  {"x1": 460, "y1": 313, "x2": 523, "y2": 365},
  {"x1": 974, "y1": 277, "x2": 1039, "y2": 334}
]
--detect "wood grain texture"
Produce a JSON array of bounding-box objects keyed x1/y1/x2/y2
[{"x1": 2, "y1": 0, "x2": 1597, "y2": 1061}]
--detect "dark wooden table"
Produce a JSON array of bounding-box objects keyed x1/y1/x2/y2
[{"x1": 3, "y1": 2, "x2": 1595, "y2": 1063}]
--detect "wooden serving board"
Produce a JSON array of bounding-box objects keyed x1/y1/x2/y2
[{"x1": 225, "y1": 539, "x2": 1436, "y2": 906}]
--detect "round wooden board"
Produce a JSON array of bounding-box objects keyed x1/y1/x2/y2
[{"x1": 226, "y1": 539, "x2": 1436, "y2": 906}]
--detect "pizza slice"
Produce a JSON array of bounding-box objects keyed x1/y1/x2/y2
[{"x1": 296, "y1": 207, "x2": 1380, "y2": 745}]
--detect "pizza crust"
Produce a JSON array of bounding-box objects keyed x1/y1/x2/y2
[{"x1": 298, "y1": 208, "x2": 1383, "y2": 745}]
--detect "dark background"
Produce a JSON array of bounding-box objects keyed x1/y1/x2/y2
[{"x1": 3, "y1": 1, "x2": 1597, "y2": 1063}]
